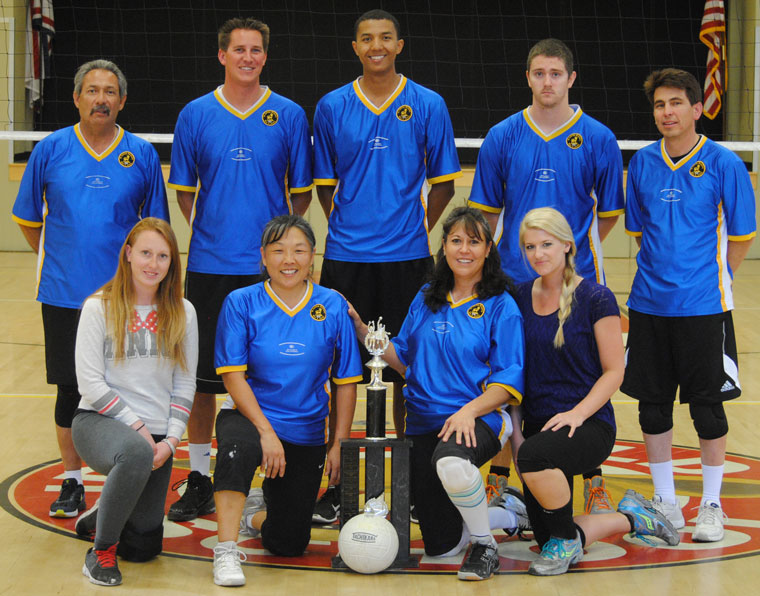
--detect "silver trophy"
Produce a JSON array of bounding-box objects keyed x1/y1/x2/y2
[
  {"x1": 365, "y1": 318, "x2": 390, "y2": 389},
  {"x1": 364, "y1": 318, "x2": 390, "y2": 438}
]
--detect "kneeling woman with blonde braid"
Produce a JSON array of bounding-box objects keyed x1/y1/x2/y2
[
  {"x1": 72, "y1": 218, "x2": 198, "y2": 586},
  {"x1": 511, "y1": 208, "x2": 680, "y2": 577}
]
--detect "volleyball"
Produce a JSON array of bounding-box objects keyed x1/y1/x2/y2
[{"x1": 338, "y1": 514, "x2": 399, "y2": 574}]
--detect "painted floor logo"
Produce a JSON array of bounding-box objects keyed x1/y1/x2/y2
[{"x1": 3, "y1": 439, "x2": 760, "y2": 574}]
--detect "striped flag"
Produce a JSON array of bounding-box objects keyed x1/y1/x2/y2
[
  {"x1": 699, "y1": 0, "x2": 725, "y2": 120},
  {"x1": 24, "y1": 0, "x2": 55, "y2": 110}
]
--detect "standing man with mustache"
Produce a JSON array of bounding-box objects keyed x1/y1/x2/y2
[{"x1": 12, "y1": 59, "x2": 169, "y2": 518}]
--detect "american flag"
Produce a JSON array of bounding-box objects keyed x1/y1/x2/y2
[
  {"x1": 25, "y1": 0, "x2": 55, "y2": 110},
  {"x1": 699, "y1": 0, "x2": 725, "y2": 120}
]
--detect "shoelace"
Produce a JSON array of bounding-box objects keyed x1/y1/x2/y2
[
  {"x1": 170, "y1": 477, "x2": 190, "y2": 492},
  {"x1": 95, "y1": 545, "x2": 118, "y2": 568},
  {"x1": 585, "y1": 486, "x2": 613, "y2": 514},
  {"x1": 694, "y1": 504, "x2": 727, "y2": 525},
  {"x1": 214, "y1": 545, "x2": 248, "y2": 565},
  {"x1": 485, "y1": 484, "x2": 499, "y2": 502}
]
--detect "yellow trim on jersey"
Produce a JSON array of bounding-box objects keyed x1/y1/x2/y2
[
  {"x1": 428, "y1": 171, "x2": 463, "y2": 185},
  {"x1": 314, "y1": 178, "x2": 339, "y2": 186},
  {"x1": 447, "y1": 293, "x2": 478, "y2": 308},
  {"x1": 660, "y1": 135, "x2": 708, "y2": 171},
  {"x1": 728, "y1": 231, "x2": 757, "y2": 241},
  {"x1": 214, "y1": 86, "x2": 272, "y2": 120},
  {"x1": 467, "y1": 199, "x2": 501, "y2": 214},
  {"x1": 166, "y1": 182, "x2": 198, "y2": 192},
  {"x1": 74, "y1": 123, "x2": 124, "y2": 161},
  {"x1": 586, "y1": 191, "x2": 602, "y2": 284},
  {"x1": 625, "y1": 229, "x2": 643, "y2": 237},
  {"x1": 35, "y1": 195, "x2": 50, "y2": 300},
  {"x1": 289, "y1": 183, "x2": 314, "y2": 193},
  {"x1": 486, "y1": 382, "x2": 523, "y2": 405},
  {"x1": 11, "y1": 214, "x2": 42, "y2": 227},
  {"x1": 216, "y1": 365, "x2": 248, "y2": 374},
  {"x1": 353, "y1": 75, "x2": 407, "y2": 115},
  {"x1": 264, "y1": 279, "x2": 313, "y2": 317},
  {"x1": 715, "y1": 203, "x2": 727, "y2": 311},
  {"x1": 522, "y1": 106, "x2": 583, "y2": 142},
  {"x1": 598, "y1": 208, "x2": 625, "y2": 217},
  {"x1": 333, "y1": 374, "x2": 363, "y2": 385}
]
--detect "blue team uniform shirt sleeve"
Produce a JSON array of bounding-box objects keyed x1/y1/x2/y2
[
  {"x1": 214, "y1": 291, "x2": 251, "y2": 372},
  {"x1": 468, "y1": 127, "x2": 505, "y2": 212},
  {"x1": 484, "y1": 294, "x2": 525, "y2": 401},
  {"x1": 331, "y1": 294, "x2": 363, "y2": 383},
  {"x1": 424, "y1": 94, "x2": 461, "y2": 182},
  {"x1": 167, "y1": 106, "x2": 199, "y2": 191},
  {"x1": 624, "y1": 153, "x2": 643, "y2": 235},
  {"x1": 12, "y1": 140, "x2": 48, "y2": 225},
  {"x1": 595, "y1": 132, "x2": 625, "y2": 215},
  {"x1": 141, "y1": 143, "x2": 170, "y2": 221},
  {"x1": 285, "y1": 107, "x2": 314, "y2": 191},
  {"x1": 312, "y1": 100, "x2": 337, "y2": 183},
  {"x1": 722, "y1": 153, "x2": 757, "y2": 240}
]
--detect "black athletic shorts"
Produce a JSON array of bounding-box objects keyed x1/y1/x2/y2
[
  {"x1": 407, "y1": 419, "x2": 500, "y2": 556},
  {"x1": 185, "y1": 271, "x2": 263, "y2": 394},
  {"x1": 621, "y1": 309, "x2": 741, "y2": 404},
  {"x1": 41, "y1": 303, "x2": 80, "y2": 386},
  {"x1": 320, "y1": 257, "x2": 433, "y2": 384}
]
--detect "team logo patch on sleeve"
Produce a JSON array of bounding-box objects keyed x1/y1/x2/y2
[
  {"x1": 689, "y1": 161, "x2": 706, "y2": 177},
  {"x1": 262, "y1": 110, "x2": 279, "y2": 126},
  {"x1": 396, "y1": 105, "x2": 413, "y2": 121},
  {"x1": 310, "y1": 304, "x2": 326, "y2": 321},
  {"x1": 118, "y1": 151, "x2": 135, "y2": 167},
  {"x1": 566, "y1": 133, "x2": 583, "y2": 149},
  {"x1": 467, "y1": 303, "x2": 485, "y2": 319}
]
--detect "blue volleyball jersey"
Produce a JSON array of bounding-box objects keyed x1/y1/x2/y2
[
  {"x1": 313, "y1": 76, "x2": 462, "y2": 262},
  {"x1": 12, "y1": 124, "x2": 169, "y2": 308},
  {"x1": 391, "y1": 288, "x2": 524, "y2": 438},
  {"x1": 168, "y1": 88, "x2": 314, "y2": 275},
  {"x1": 626, "y1": 136, "x2": 756, "y2": 316},
  {"x1": 215, "y1": 281, "x2": 362, "y2": 446},
  {"x1": 468, "y1": 107, "x2": 624, "y2": 284}
]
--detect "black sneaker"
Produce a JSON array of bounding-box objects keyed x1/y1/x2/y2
[
  {"x1": 457, "y1": 541, "x2": 500, "y2": 581},
  {"x1": 75, "y1": 499, "x2": 99, "y2": 537},
  {"x1": 312, "y1": 485, "x2": 340, "y2": 524},
  {"x1": 49, "y1": 478, "x2": 86, "y2": 518},
  {"x1": 167, "y1": 471, "x2": 215, "y2": 522},
  {"x1": 410, "y1": 503, "x2": 419, "y2": 524},
  {"x1": 82, "y1": 544, "x2": 121, "y2": 586}
]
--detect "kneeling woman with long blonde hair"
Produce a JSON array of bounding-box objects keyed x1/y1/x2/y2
[{"x1": 72, "y1": 218, "x2": 198, "y2": 586}]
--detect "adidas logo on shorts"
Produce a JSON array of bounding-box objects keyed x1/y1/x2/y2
[{"x1": 720, "y1": 381, "x2": 735, "y2": 392}]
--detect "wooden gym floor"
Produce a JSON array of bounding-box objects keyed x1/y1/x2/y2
[{"x1": 1, "y1": 252, "x2": 759, "y2": 595}]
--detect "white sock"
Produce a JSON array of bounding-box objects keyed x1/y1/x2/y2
[
  {"x1": 649, "y1": 460, "x2": 677, "y2": 503},
  {"x1": 63, "y1": 469, "x2": 82, "y2": 485},
  {"x1": 701, "y1": 464, "x2": 724, "y2": 507},
  {"x1": 189, "y1": 443, "x2": 212, "y2": 477},
  {"x1": 488, "y1": 504, "x2": 518, "y2": 531},
  {"x1": 433, "y1": 525, "x2": 470, "y2": 558},
  {"x1": 436, "y1": 457, "x2": 492, "y2": 544}
]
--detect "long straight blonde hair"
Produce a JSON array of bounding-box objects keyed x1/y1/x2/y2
[
  {"x1": 98, "y1": 217, "x2": 187, "y2": 369},
  {"x1": 519, "y1": 207, "x2": 578, "y2": 348}
]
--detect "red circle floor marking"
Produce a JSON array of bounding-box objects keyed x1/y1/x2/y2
[{"x1": 4, "y1": 439, "x2": 760, "y2": 574}]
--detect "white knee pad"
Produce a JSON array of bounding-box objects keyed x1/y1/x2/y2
[{"x1": 435, "y1": 456, "x2": 480, "y2": 493}]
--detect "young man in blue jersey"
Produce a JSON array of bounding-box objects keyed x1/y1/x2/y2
[
  {"x1": 622, "y1": 68, "x2": 756, "y2": 542},
  {"x1": 312, "y1": 9, "x2": 461, "y2": 522},
  {"x1": 12, "y1": 60, "x2": 169, "y2": 518},
  {"x1": 167, "y1": 17, "x2": 313, "y2": 522},
  {"x1": 469, "y1": 38, "x2": 624, "y2": 514}
]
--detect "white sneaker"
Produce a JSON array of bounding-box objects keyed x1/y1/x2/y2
[
  {"x1": 213, "y1": 543, "x2": 246, "y2": 587},
  {"x1": 239, "y1": 488, "x2": 266, "y2": 537},
  {"x1": 692, "y1": 502, "x2": 726, "y2": 542},
  {"x1": 651, "y1": 495, "x2": 685, "y2": 529}
]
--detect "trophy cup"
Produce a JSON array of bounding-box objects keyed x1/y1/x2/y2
[{"x1": 365, "y1": 318, "x2": 390, "y2": 439}]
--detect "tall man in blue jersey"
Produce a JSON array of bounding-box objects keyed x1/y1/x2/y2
[
  {"x1": 469, "y1": 39, "x2": 624, "y2": 513},
  {"x1": 312, "y1": 9, "x2": 461, "y2": 522},
  {"x1": 622, "y1": 68, "x2": 756, "y2": 543},
  {"x1": 167, "y1": 18, "x2": 313, "y2": 521},
  {"x1": 12, "y1": 60, "x2": 169, "y2": 518}
]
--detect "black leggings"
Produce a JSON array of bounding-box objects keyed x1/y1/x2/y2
[
  {"x1": 517, "y1": 417, "x2": 615, "y2": 547},
  {"x1": 214, "y1": 409, "x2": 325, "y2": 557}
]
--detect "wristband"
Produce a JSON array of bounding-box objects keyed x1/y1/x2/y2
[{"x1": 161, "y1": 438, "x2": 177, "y2": 455}]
